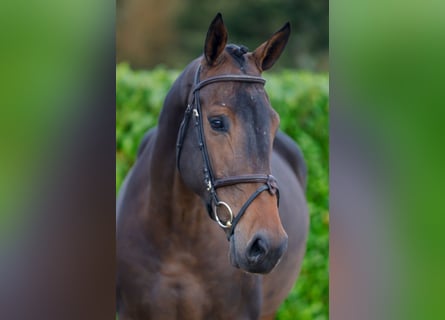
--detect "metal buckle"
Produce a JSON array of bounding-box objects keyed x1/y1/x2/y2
[
  {"x1": 266, "y1": 174, "x2": 278, "y2": 195},
  {"x1": 213, "y1": 201, "x2": 233, "y2": 229},
  {"x1": 206, "y1": 180, "x2": 212, "y2": 191}
]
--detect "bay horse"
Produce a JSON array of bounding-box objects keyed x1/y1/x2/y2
[{"x1": 117, "y1": 13, "x2": 309, "y2": 320}]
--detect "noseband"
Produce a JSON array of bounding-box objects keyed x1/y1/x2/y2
[{"x1": 176, "y1": 65, "x2": 280, "y2": 240}]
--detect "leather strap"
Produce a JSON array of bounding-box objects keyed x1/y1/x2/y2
[
  {"x1": 214, "y1": 174, "x2": 278, "y2": 191},
  {"x1": 228, "y1": 184, "x2": 269, "y2": 239},
  {"x1": 193, "y1": 74, "x2": 266, "y2": 93}
]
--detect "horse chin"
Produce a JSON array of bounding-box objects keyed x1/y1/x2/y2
[{"x1": 240, "y1": 259, "x2": 277, "y2": 274}]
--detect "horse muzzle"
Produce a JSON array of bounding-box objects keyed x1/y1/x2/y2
[{"x1": 229, "y1": 231, "x2": 288, "y2": 274}]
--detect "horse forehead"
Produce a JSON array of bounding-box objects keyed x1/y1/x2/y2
[{"x1": 205, "y1": 84, "x2": 270, "y2": 112}]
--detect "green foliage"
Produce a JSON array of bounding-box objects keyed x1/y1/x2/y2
[{"x1": 116, "y1": 63, "x2": 329, "y2": 319}]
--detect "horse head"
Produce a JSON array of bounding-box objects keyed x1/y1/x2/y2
[{"x1": 176, "y1": 13, "x2": 290, "y2": 274}]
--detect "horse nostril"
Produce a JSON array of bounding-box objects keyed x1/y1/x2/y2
[{"x1": 247, "y1": 237, "x2": 268, "y2": 264}]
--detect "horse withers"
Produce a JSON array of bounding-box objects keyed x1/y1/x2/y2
[{"x1": 117, "y1": 13, "x2": 309, "y2": 320}]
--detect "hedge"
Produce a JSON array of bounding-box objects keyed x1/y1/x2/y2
[{"x1": 116, "y1": 63, "x2": 329, "y2": 320}]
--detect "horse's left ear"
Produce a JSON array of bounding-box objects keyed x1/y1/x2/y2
[
  {"x1": 253, "y1": 22, "x2": 291, "y2": 71},
  {"x1": 204, "y1": 13, "x2": 228, "y2": 65}
]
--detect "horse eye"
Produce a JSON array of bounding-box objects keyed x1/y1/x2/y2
[{"x1": 209, "y1": 117, "x2": 228, "y2": 132}]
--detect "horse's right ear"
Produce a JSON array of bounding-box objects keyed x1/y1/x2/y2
[
  {"x1": 253, "y1": 22, "x2": 291, "y2": 71},
  {"x1": 204, "y1": 13, "x2": 228, "y2": 65}
]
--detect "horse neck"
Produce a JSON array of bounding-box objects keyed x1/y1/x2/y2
[
  {"x1": 149, "y1": 59, "x2": 198, "y2": 183},
  {"x1": 145, "y1": 60, "x2": 211, "y2": 234}
]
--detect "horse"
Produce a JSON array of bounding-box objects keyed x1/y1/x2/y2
[{"x1": 116, "y1": 13, "x2": 309, "y2": 320}]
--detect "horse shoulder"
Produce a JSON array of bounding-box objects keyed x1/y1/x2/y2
[
  {"x1": 117, "y1": 127, "x2": 161, "y2": 316},
  {"x1": 273, "y1": 130, "x2": 307, "y2": 191}
]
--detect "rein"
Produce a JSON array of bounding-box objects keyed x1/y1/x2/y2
[{"x1": 176, "y1": 65, "x2": 280, "y2": 240}]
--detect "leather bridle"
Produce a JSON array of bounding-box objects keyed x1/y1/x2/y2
[{"x1": 176, "y1": 65, "x2": 280, "y2": 240}]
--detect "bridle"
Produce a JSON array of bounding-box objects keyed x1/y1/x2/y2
[{"x1": 176, "y1": 65, "x2": 280, "y2": 240}]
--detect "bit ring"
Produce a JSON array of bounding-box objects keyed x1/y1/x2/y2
[{"x1": 213, "y1": 201, "x2": 233, "y2": 229}]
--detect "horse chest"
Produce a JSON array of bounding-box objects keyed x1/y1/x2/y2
[
  {"x1": 144, "y1": 254, "x2": 261, "y2": 319},
  {"x1": 150, "y1": 262, "x2": 209, "y2": 319}
]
